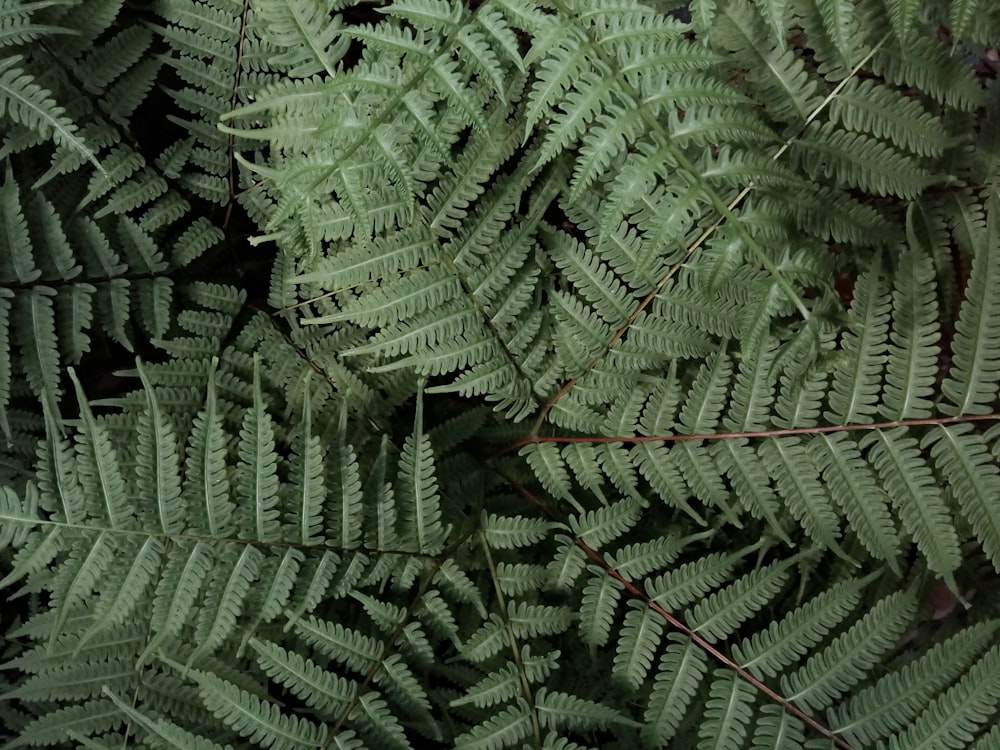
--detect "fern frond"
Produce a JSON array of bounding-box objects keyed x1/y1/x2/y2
[
  {"x1": 883, "y1": 643, "x2": 1000, "y2": 750},
  {"x1": 534, "y1": 687, "x2": 638, "y2": 732},
  {"x1": 177, "y1": 661, "x2": 330, "y2": 750},
  {"x1": 780, "y1": 588, "x2": 917, "y2": 711},
  {"x1": 826, "y1": 258, "x2": 890, "y2": 423},
  {"x1": 923, "y1": 424, "x2": 1000, "y2": 572},
  {"x1": 102, "y1": 687, "x2": 231, "y2": 750},
  {"x1": 642, "y1": 634, "x2": 709, "y2": 746},
  {"x1": 809, "y1": 432, "x2": 900, "y2": 572},
  {"x1": 733, "y1": 576, "x2": 864, "y2": 679},
  {"x1": 188, "y1": 545, "x2": 265, "y2": 666},
  {"x1": 453, "y1": 699, "x2": 532, "y2": 750},
  {"x1": 941, "y1": 192, "x2": 1000, "y2": 416},
  {"x1": 712, "y1": 1, "x2": 822, "y2": 122},
  {"x1": 256, "y1": 0, "x2": 348, "y2": 77},
  {"x1": 577, "y1": 567, "x2": 623, "y2": 651},
  {"x1": 236, "y1": 355, "x2": 281, "y2": 543},
  {"x1": 136, "y1": 541, "x2": 215, "y2": 667},
  {"x1": 698, "y1": 668, "x2": 756, "y2": 750},
  {"x1": 831, "y1": 620, "x2": 1000, "y2": 746},
  {"x1": 794, "y1": 123, "x2": 928, "y2": 199},
  {"x1": 398, "y1": 383, "x2": 447, "y2": 554},
  {"x1": 862, "y1": 428, "x2": 962, "y2": 583},
  {"x1": 829, "y1": 78, "x2": 947, "y2": 158},
  {"x1": 883, "y1": 0, "x2": 921, "y2": 42},
  {"x1": 687, "y1": 558, "x2": 791, "y2": 643},
  {"x1": 482, "y1": 512, "x2": 554, "y2": 550},
  {"x1": 871, "y1": 36, "x2": 981, "y2": 111},
  {"x1": 880, "y1": 246, "x2": 940, "y2": 420},
  {"x1": 612, "y1": 599, "x2": 664, "y2": 690},
  {"x1": 0, "y1": 56, "x2": 102, "y2": 173}
]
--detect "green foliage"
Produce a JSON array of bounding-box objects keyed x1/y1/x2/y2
[{"x1": 1, "y1": 0, "x2": 1000, "y2": 748}]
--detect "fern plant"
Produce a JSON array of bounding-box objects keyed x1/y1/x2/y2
[{"x1": 1, "y1": 0, "x2": 1000, "y2": 747}]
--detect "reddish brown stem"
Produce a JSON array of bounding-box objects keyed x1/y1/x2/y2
[
  {"x1": 507, "y1": 412, "x2": 1000, "y2": 454},
  {"x1": 496, "y1": 467, "x2": 856, "y2": 750}
]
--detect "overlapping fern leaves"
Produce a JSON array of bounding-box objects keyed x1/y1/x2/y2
[{"x1": 1, "y1": 0, "x2": 1000, "y2": 748}]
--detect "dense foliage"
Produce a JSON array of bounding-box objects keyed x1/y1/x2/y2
[{"x1": 1, "y1": 0, "x2": 999, "y2": 747}]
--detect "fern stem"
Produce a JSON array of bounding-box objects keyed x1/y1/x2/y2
[
  {"x1": 479, "y1": 517, "x2": 544, "y2": 750},
  {"x1": 320, "y1": 527, "x2": 479, "y2": 750},
  {"x1": 572, "y1": 538, "x2": 857, "y2": 750},
  {"x1": 529, "y1": 28, "x2": 891, "y2": 439},
  {"x1": 494, "y1": 466, "x2": 857, "y2": 750},
  {"x1": 513, "y1": 412, "x2": 1000, "y2": 453}
]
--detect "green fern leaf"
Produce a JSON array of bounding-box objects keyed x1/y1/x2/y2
[
  {"x1": 0, "y1": 56, "x2": 102, "y2": 174},
  {"x1": 102, "y1": 687, "x2": 232, "y2": 750},
  {"x1": 135, "y1": 361, "x2": 185, "y2": 536},
  {"x1": 733, "y1": 576, "x2": 864, "y2": 678},
  {"x1": 138, "y1": 541, "x2": 215, "y2": 666},
  {"x1": 608, "y1": 535, "x2": 684, "y2": 580},
  {"x1": 698, "y1": 668, "x2": 755, "y2": 750},
  {"x1": 812, "y1": 0, "x2": 856, "y2": 66},
  {"x1": 47, "y1": 531, "x2": 118, "y2": 647},
  {"x1": 749, "y1": 703, "x2": 805, "y2": 749},
  {"x1": 759, "y1": 437, "x2": 845, "y2": 555},
  {"x1": 678, "y1": 347, "x2": 733, "y2": 434},
  {"x1": 453, "y1": 648, "x2": 557, "y2": 708},
  {"x1": 781, "y1": 589, "x2": 917, "y2": 711},
  {"x1": 67, "y1": 369, "x2": 131, "y2": 528},
  {"x1": 17, "y1": 289, "x2": 61, "y2": 419},
  {"x1": 569, "y1": 497, "x2": 641, "y2": 549},
  {"x1": 76, "y1": 536, "x2": 164, "y2": 652},
  {"x1": 687, "y1": 559, "x2": 791, "y2": 643},
  {"x1": 712, "y1": 2, "x2": 822, "y2": 122},
  {"x1": 885, "y1": 643, "x2": 1000, "y2": 750},
  {"x1": 534, "y1": 687, "x2": 639, "y2": 732},
  {"x1": 3, "y1": 699, "x2": 121, "y2": 749},
  {"x1": 257, "y1": 0, "x2": 347, "y2": 77},
  {"x1": 460, "y1": 613, "x2": 507, "y2": 663},
  {"x1": 714, "y1": 439, "x2": 783, "y2": 537},
  {"x1": 809, "y1": 432, "x2": 900, "y2": 572},
  {"x1": 796, "y1": 123, "x2": 928, "y2": 199},
  {"x1": 881, "y1": 246, "x2": 940, "y2": 420},
  {"x1": 578, "y1": 567, "x2": 623, "y2": 651},
  {"x1": 826, "y1": 259, "x2": 890, "y2": 423},
  {"x1": 0, "y1": 289, "x2": 10, "y2": 439},
  {"x1": 453, "y1": 699, "x2": 532, "y2": 750},
  {"x1": 180, "y1": 663, "x2": 329, "y2": 750},
  {"x1": 507, "y1": 601, "x2": 574, "y2": 638},
  {"x1": 252, "y1": 637, "x2": 355, "y2": 717},
  {"x1": 494, "y1": 562, "x2": 547, "y2": 597},
  {"x1": 752, "y1": 0, "x2": 788, "y2": 43},
  {"x1": 183, "y1": 360, "x2": 234, "y2": 538},
  {"x1": 646, "y1": 552, "x2": 737, "y2": 612},
  {"x1": 642, "y1": 634, "x2": 709, "y2": 746},
  {"x1": 948, "y1": 0, "x2": 982, "y2": 40},
  {"x1": 613, "y1": 599, "x2": 664, "y2": 690},
  {"x1": 923, "y1": 424, "x2": 1000, "y2": 572},
  {"x1": 398, "y1": 384, "x2": 447, "y2": 554},
  {"x1": 862, "y1": 428, "x2": 962, "y2": 583},
  {"x1": 238, "y1": 551, "x2": 306, "y2": 656},
  {"x1": 188, "y1": 545, "x2": 265, "y2": 665},
  {"x1": 941, "y1": 192, "x2": 1000, "y2": 415},
  {"x1": 352, "y1": 691, "x2": 413, "y2": 750},
  {"x1": 236, "y1": 355, "x2": 281, "y2": 542},
  {"x1": 829, "y1": 79, "x2": 948, "y2": 158},
  {"x1": 521, "y1": 441, "x2": 573, "y2": 503},
  {"x1": 883, "y1": 0, "x2": 921, "y2": 41},
  {"x1": 831, "y1": 620, "x2": 1000, "y2": 746},
  {"x1": 871, "y1": 36, "x2": 981, "y2": 111},
  {"x1": 482, "y1": 512, "x2": 553, "y2": 550}
]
